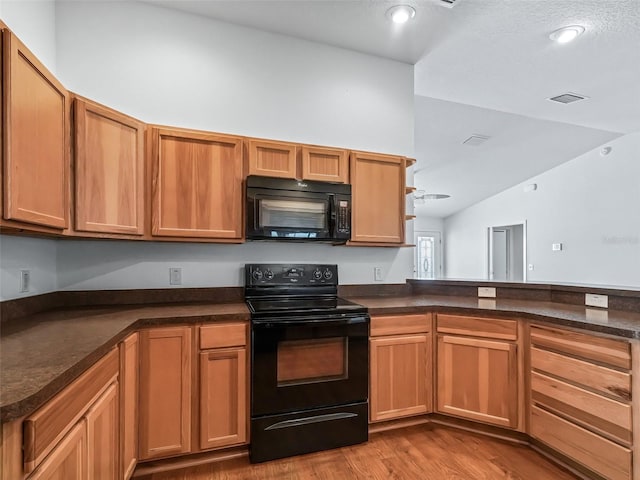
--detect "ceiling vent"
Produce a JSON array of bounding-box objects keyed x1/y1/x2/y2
[
  {"x1": 462, "y1": 134, "x2": 490, "y2": 146},
  {"x1": 548, "y1": 93, "x2": 588, "y2": 104},
  {"x1": 437, "y1": 0, "x2": 461, "y2": 7}
]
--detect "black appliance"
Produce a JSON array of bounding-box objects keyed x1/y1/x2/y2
[
  {"x1": 245, "y1": 175, "x2": 351, "y2": 243},
  {"x1": 245, "y1": 263, "x2": 369, "y2": 463}
]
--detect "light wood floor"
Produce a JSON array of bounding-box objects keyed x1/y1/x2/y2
[{"x1": 139, "y1": 425, "x2": 579, "y2": 480}]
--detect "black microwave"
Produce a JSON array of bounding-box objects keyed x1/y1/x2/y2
[{"x1": 246, "y1": 175, "x2": 351, "y2": 243}]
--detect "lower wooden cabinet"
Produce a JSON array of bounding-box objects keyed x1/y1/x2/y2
[
  {"x1": 86, "y1": 383, "x2": 119, "y2": 480},
  {"x1": 199, "y1": 347, "x2": 247, "y2": 449},
  {"x1": 120, "y1": 333, "x2": 139, "y2": 479},
  {"x1": 138, "y1": 326, "x2": 192, "y2": 460},
  {"x1": 436, "y1": 315, "x2": 519, "y2": 429},
  {"x1": 529, "y1": 324, "x2": 634, "y2": 480},
  {"x1": 369, "y1": 314, "x2": 432, "y2": 422},
  {"x1": 29, "y1": 420, "x2": 87, "y2": 480}
]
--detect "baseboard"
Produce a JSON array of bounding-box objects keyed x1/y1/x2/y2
[
  {"x1": 368, "y1": 414, "x2": 431, "y2": 434},
  {"x1": 132, "y1": 445, "x2": 248, "y2": 477}
]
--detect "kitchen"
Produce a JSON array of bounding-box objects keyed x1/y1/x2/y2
[{"x1": 1, "y1": 0, "x2": 639, "y2": 479}]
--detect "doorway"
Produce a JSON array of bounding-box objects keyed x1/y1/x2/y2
[
  {"x1": 488, "y1": 223, "x2": 526, "y2": 282},
  {"x1": 415, "y1": 231, "x2": 442, "y2": 279}
]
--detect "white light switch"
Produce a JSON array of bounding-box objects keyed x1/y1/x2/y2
[
  {"x1": 374, "y1": 267, "x2": 383, "y2": 282},
  {"x1": 169, "y1": 267, "x2": 182, "y2": 285},
  {"x1": 552, "y1": 243, "x2": 562, "y2": 251}
]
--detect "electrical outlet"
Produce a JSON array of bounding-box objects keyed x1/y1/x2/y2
[
  {"x1": 169, "y1": 267, "x2": 182, "y2": 286},
  {"x1": 585, "y1": 293, "x2": 608, "y2": 309},
  {"x1": 374, "y1": 267, "x2": 383, "y2": 282},
  {"x1": 20, "y1": 270, "x2": 30, "y2": 293},
  {"x1": 478, "y1": 287, "x2": 496, "y2": 298}
]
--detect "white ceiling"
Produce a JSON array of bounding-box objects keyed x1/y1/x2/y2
[{"x1": 141, "y1": 0, "x2": 639, "y2": 217}]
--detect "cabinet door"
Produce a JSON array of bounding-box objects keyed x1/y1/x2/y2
[
  {"x1": 199, "y1": 347, "x2": 247, "y2": 450},
  {"x1": 300, "y1": 146, "x2": 348, "y2": 183},
  {"x1": 437, "y1": 335, "x2": 518, "y2": 428},
  {"x1": 247, "y1": 139, "x2": 297, "y2": 179},
  {"x1": 30, "y1": 420, "x2": 86, "y2": 480},
  {"x1": 151, "y1": 128, "x2": 243, "y2": 239},
  {"x1": 2, "y1": 30, "x2": 69, "y2": 229},
  {"x1": 74, "y1": 98, "x2": 144, "y2": 235},
  {"x1": 370, "y1": 334, "x2": 431, "y2": 422},
  {"x1": 120, "y1": 333, "x2": 138, "y2": 480},
  {"x1": 139, "y1": 327, "x2": 192, "y2": 460},
  {"x1": 350, "y1": 151, "x2": 404, "y2": 244},
  {"x1": 86, "y1": 383, "x2": 119, "y2": 480}
]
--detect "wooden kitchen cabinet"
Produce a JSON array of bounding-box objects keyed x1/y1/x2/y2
[
  {"x1": 149, "y1": 127, "x2": 244, "y2": 240},
  {"x1": 119, "y1": 333, "x2": 138, "y2": 480},
  {"x1": 28, "y1": 420, "x2": 87, "y2": 480},
  {"x1": 529, "y1": 324, "x2": 634, "y2": 480},
  {"x1": 2, "y1": 29, "x2": 70, "y2": 230},
  {"x1": 139, "y1": 326, "x2": 192, "y2": 460},
  {"x1": 199, "y1": 347, "x2": 247, "y2": 450},
  {"x1": 436, "y1": 315, "x2": 519, "y2": 429},
  {"x1": 198, "y1": 323, "x2": 248, "y2": 451},
  {"x1": 369, "y1": 314, "x2": 432, "y2": 422},
  {"x1": 86, "y1": 382, "x2": 119, "y2": 480},
  {"x1": 247, "y1": 139, "x2": 297, "y2": 179},
  {"x1": 299, "y1": 146, "x2": 349, "y2": 183},
  {"x1": 73, "y1": 97, "x2": 145, "y2": 236},
  {"x1": 349, "y1": 151, "x2": 405, "y2": 245}
]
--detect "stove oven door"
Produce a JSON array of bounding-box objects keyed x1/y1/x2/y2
[{"x1": 251, "y1": 315, "x2": 369, "y2": 417}]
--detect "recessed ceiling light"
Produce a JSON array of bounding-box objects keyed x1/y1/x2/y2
[
  {"x1": 386, "y1": 5, "x2": 416, "y2": 24},
  {"x1": 549, "y1": 25, "x2": 585, "y2": 44}
]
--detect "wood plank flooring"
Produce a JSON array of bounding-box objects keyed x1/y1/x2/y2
[{"x1": 138, "y1": 425, "x2": 579, "y2": 479}]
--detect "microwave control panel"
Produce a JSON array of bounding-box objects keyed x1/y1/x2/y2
[{"x1": 336, "y1": 200, "x2": 350, "y2": 234}]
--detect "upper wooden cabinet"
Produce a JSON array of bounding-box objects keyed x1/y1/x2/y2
[
  {"x1": 2, "y1": 29, "x2": 69, "y2": 229},
  {"x1": 247, "y1": 139, "x2": 297, "y2": 179},
  {"x1": 299, "y1": 146, "x2": 348, "y2": 183},
  {"x1": 73, "y1": 97, "x2": 145, "y2": 236},
  {"x1": 349, "y1": 151, "x2": 405, "y2": 244},
  {"x1": 247, "y1": 140, "x2": 349, "y2": 183},
  {"x1": 149, "y1": 127, "x2": 244, "y2": 240}
]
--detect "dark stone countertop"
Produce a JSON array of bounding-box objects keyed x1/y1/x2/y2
[
  {"x1": 3, "y1": 293, "x2": 640, "y2": 424},
  {"x1": 350, "y1": 294, "x2": 640, "y2": 338},
  {"x1": 0, "y1": 302, "x2": 250, "y2": 422}
]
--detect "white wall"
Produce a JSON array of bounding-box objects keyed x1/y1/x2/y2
[
  {"x1": 0, "y1": 0, "x2": 56, "y2": 73},
  {"x1": 56, "y1": 240, "x2": 409, "y2": 290},
  {"x1": 0, "y1": 1, "x2": 415, "y2": 300},
  {"x1": 444, "y1": 132, "x2": 640, "y2": 288},
  {"x1": 55, "y1": 1, "x2": 413, "y2": 154},
  {"x1": 0, "y1": 236, "x2": 57, "y2": 300}
]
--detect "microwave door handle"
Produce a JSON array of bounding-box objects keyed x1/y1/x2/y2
[{"x1": 328, "y1": 196, "x2": 336, "y2": 233}]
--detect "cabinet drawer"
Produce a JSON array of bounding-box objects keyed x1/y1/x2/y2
[
  {"x1": 370, "y1": 314, "x2": 430, "y2": 337},
  {"x1": 200, "y1": 323, "x2": 247, "y2": 349},
  {"x1": 531, "y1": 347, "x2": 631, "y2": 401},
  {"x1": 531, "y1": 406, "x2": 631, "y2": 480},
  {"x1": 531, "y1": 372, "x2": 632, "y2": 445},
  {"x1": 23, "y1": 348, "x2": 118, "y2": 473},
  {"x1": 436, "y1": 314, "x2": 516, "y2": 340},
  {"x1": 530, "y1": 325, "x2": 630, "y2": 369}
]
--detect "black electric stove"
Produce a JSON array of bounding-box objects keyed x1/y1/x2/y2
[{"x1": 245, "y1": 263, "x2": 370, "y2": 463}]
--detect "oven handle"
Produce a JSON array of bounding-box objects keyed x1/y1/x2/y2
[
  {"x1": 264, "y1": 412, "x2": 358, "y2": 431},
  {"x1": 252, "y1": 315, "x2": 369, "y2": 328}
]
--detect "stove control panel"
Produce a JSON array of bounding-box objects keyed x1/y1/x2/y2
[{"x1": 245, "y1": 264, "x2": 338, "y2": 286}]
